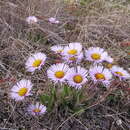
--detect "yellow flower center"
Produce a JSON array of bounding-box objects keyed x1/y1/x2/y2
[
  {"x1": 95, "y1": 73, "x2": 105, "y2": 80},
  {"x1": 68, "y1": 49, "x2": 77, "y2": 55},
  {"x1": 57, "y1": 49, "x2": 63, "y2": 53},
  {"x1": 73, "y1": 75, "x2": 83, "y2": 83},
  {"x1": 55, "y1": 71, "x2": 65, "y2": 79},
  {"x1": 18, "y1": 88, "x2": 28, "y2": 96},
  {"x1": 33, "y1": 108, "x2": 41, "y2": 113},
  {"x1": 106, "y1": 63, "x2": 113, "y2": 69},
  {"x1": 69, "y1": 57, "x2": 77, "y2": 61},
  {"x1": 91, "y1": 53, "x2": 101, "y2": 60},
  {"x1": 115, "y1": 72, "x2": 124, "y2": 76},
  {"x1": 32, "y1": 59, "x2": 42, "y2": 67}
]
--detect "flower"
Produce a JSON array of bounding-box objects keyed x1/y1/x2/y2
[
  {"x1": 10, "y1": 79, "x2": 33, "y2": 101},
  {"x1": 85, "y1": 47, "x2": 109, "y2": 63},
  {"x1": 89, "y1": 65, "x2": 112, "y2": 86},
  {"x1": 47, "y1": 63, "x2": 70, "y2": 83},
  {"x1": 67, "y1": 66, "x2": 88, "y2": 89},
  {"x1": 50, "y1": 45, "x2": 64, "y2": 54},
  {"x1": 27, "y1": 102, "x2": 47, "y2": 116},
  {"x1": 26, "y1": 16, "x2": 38, "y2": 24},
  {"x1": 25, "y1": 52, "x2": 47, "y2": 73},
  {"x1": 62, "y1": 42, "x2": 82, "y2": 57},
  {"x1": 105, "y1": 56, "x2": 113, "y2": 63},
  {"x1": 49, "y1": 17, "x2": 59, "y2": 24},
  {"x1": 63, "y1": 52, "x2": 83, "y2": 63},
  {"x1": 111, "y1": 66, "x2": 130, "y2": 80}
]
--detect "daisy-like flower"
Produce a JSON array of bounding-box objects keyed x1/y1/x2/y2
[
  {"x1": 50, "y1": 45, "x2": 64, "y2": 54},
  {"x1": 49, "y1": 17, "x2": 59, "y2": 24},
  {"x1": 27, "y1": 102, "x2": 47, "y2": 116},
  {"x1": 63, "y1": 52, "x2": 83, "y2": 63},
  {"x1": 89, "y1": 65, "x2": 112, "y2": 86},
  {"x1": 10, "y1": 79, "x2": 33, "y2": 101},
  {"x1": 111, "y1": 66, "x2": 130, "y2": 80},
  {"x1": 67, "y1": 66, "x2": 88, "y2": 89},
  {"x1": 26, "y1": 16, "x2": 38, "y2": 24},
  {"x1": 25, "y1": 52, "x2": 47, "y2": 73},
  {"x1": 62, "y1": 42, "x2": 82, "y2": 57},
  {"x1": 47, "y1": 63, "x2": 70, "y2": 83},
  {"x1": 85, "y1": 47, "x2": 109, "y2": 63}
]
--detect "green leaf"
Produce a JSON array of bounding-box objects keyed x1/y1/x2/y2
[
  {"x1": 62, "y1": 85, "x2": 71, "y2": 97},
  {"x1": 76, "y1": 91, "x2": 83, "y2": 104},
  {"x1": 40, "y1": 94, "x2": 50, "y2": 105},
  {"x1": 39, "y1": 87, "x2": 57, "y2": 111}
]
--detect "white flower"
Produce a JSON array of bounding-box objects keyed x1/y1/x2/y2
[
  {"x1": 62, "y1": 42, "x2": 82, "y2": 57},
  {"x1": 49, "y1": 17, "x2": 59, "y2": 24},
  {"x1": 89, "y1": 65, "x2": 112, "y2": 86},
  {"x1": 105, "y1": 56, "x2": 113, "y2": 63},
  {"x1": 25, "y1": 52, "x2": 47, "y2": 73},
  {"x1": 50, "y1": 45, "x2": 64, "y2": 54},
  {"x1": 85, "y1": 47, "x2": 109, "y2": 63},
  {"x1": 63, "y1": 52, "x2": 83, "y2": 63},
  {"x1": 47, "y1": 63, "x2": 70, "y2": 83},
  {"x1": 10, "y1": 79, "x2": 33, "y2": 101},
  {"x1": 27, "y1": 102, "x2": 47, "y2": 116},
  {"x1": 26, "y1": 16, "x2": 38, "y2": 24},
  {"x1": 111, "y1": 65, "x2": 130, "y2": 80},
  {"x1": 67, "y1": 66, "x2": 88, "y2": 89}
]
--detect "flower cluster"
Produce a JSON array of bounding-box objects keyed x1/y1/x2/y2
[
  {"x1": 26, "y1": 16, "x2": 59, "y2": 24},
  {"x1": 9, "y1": 42, "x2": 130, "y2": 116},
  {"x1": 49, "y1": 43, "x2": 130, "y2": 88},
  {"x1": 10, "y1": 79, "x2": 47, "y2": 116}
]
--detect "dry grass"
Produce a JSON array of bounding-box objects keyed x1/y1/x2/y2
[{"x1": 0, "y1": 0, "x2": 130, "y2": 130}]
